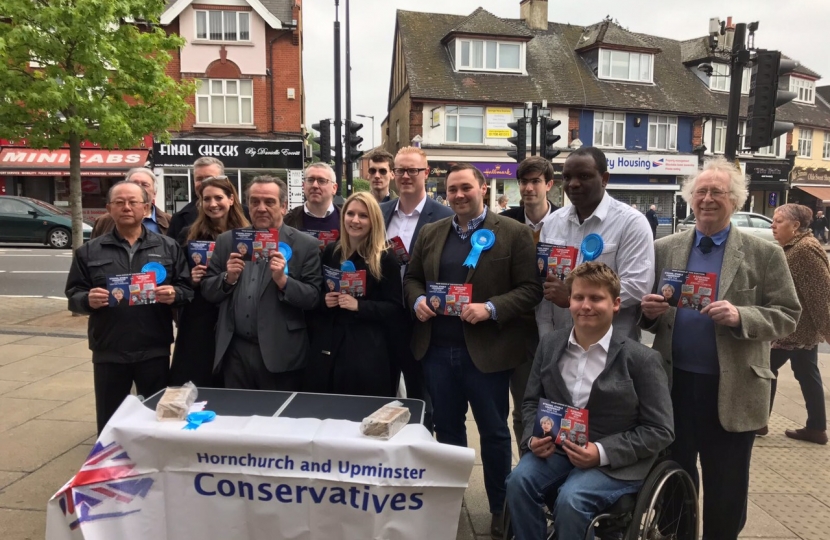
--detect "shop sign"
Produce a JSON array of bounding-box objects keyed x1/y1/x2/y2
[
  {"x1": 428, "y1": 161, "x2": 518, "y2": 179},
  {"x1": 745, "y1": 161, "x2": 789, "y2": 183},
  {"x1": 791, "y1": 167, "x2": 830, "y2": 185},
  {"x1": 485, "y1": 108, "x2": 514, "y2": 139},
  {"x1": 0, "y1": 149, "x2": 149, "y2": 176},
  {"x1": 153, "y1": 139, "x2": 304, "y2": 169},
  {"x1": 605, "y1": 153, "x2": 698, "y2": 176}
]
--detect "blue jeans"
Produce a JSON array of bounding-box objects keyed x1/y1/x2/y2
[
  {"x1": 506, "y1": 452, "x2": 641, "y2": 540},
  {"x1": 421, "y1": 345, "x2": 512, "y2": 514}
]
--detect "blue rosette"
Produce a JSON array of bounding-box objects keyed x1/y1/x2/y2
[
  {"x1": 141, "y1": 262, "x2": 166, "y2": 284},
  {"x1": 580, "y1": 234, "x2": 604, "y2": 262},
  {"x1": 278, "y1": 242, "x2": 292, "y2": 275},
  {"x1": 341, "y1": 260, "x2": 356, "y2": 272},
  {"x1": 183, "y1": 410, "x2": 216, "y2": 431},
  {"x1": 463, "y1": 229, "x2": 495, "y2": 268}
]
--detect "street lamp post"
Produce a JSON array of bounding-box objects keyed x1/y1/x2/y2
[{"x1": 356, "y1": 114, "x2": 375, "y2": 149}]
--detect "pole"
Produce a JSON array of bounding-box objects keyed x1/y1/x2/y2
[
  {"x1": 344, "y1": 0, "x2": 353, "y2": 196},
  {"x1": 724, "y1": 23, "x2": 747, "y2": 161},
  {"x1": 333, "y1": 1, "x2": 343, "y2": 186},
  {"x1": 530, "y1": 105, "x2": 539, "y2": 157}
]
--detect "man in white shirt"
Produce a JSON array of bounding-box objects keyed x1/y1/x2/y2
[
  {"x1": 381, "y1": 147, "x2": 453, "y2": 408},
  {"x1": 284, "y1": 162, "x2": 341, "y2": 237},
  {"x1": 506, "y1": 262, "x2": 673, "y2": 540},
  {"x1": 539, "y1": 147, "x2": 654, "y2": 340}
]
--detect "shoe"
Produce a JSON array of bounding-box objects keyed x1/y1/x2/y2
[
  {"x1": 755, "y1": 426, "x2": 769, "y2": 436},
  {"x1": 785, "y1": 428, "x2": 828, "y2": 445},
  {"x1": 490, "y1": 512, "x2": 504, "y2": 539}
]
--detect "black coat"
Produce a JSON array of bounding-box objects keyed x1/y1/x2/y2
[{"x1": 305, "y1": 243, "x2": 406, "y2": 397}]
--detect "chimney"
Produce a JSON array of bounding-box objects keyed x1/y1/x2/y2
[
  {"x1": 723, "y1": 16, "x2": 735, "y2": 50},
  {"x1": 520, "y1": 0, "x2": 548, "y2": 31}
]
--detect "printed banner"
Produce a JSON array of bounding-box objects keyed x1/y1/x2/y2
[
  {"x1": 46, "y1": 397, "x2": 474, "y2": 540},
  {"x1": 107, "y1": 273, "x2": 156, "y2": 307},
  {"x1": 658, "y1": 269, "x2": 718, "y2": 311},
  {"x1": 306, "y1": 229, "x2": 339, "y2": 248},
  {"x1": 232, "y1": 229, "x2": 279, "y2": 262},
  {"x1": 323, "y1": 266, "x2": 367, "y2": 297},
  {"x1": 187, "y1": 241, "x2": 215, "y2": 268},
  {"x1": 536, "y1": 243, "x2": 577, "y2": 280},
  {"x1": 426, "y1": 282, "x2": 472, "y2": 317},
  {"x1": 533, "y1": 398, "x2": 589, "y2": 447}
]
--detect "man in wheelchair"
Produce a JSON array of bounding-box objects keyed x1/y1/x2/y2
[{"x1": 506, "y1": 262, "x2": 674, "y2": 539}]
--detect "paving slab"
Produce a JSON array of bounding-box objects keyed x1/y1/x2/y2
[
  {"x1": 0, "y1": 397, "x2": 64, "y2": 433},
  {"x1": 0, "y1": 334, "x2": 26, "y2": 346},
  {"x1": 12, "y1": 336, "x2": 86, "y2": 348},
  {"x1": 0, "y1": 379, "x2": 27, "y2": 396},
  {"x1": 463, "y1": 464, "x2": 491, "y2": 537},
  {"x1": 0, "y1": 419, "x2": 95, "y2": 472},
  {"x1": 37, "y1": 392, "x2": 95, "y2": 422},
  {"x1": 38, "y1": 341, "x2": 92, "y2": 360},
  {"x1": 0, "y1": 508, "x2": 45, "y2": 540},
  {"x1": 0, "y1": 344, "x2": 58, "y2": 367},
  {"x1": 6, "y1": 369, "x2": 93, "y2": 401},
  {"x1": 0, "y1": 470, "x2": 25, "y2": 490},
  {"x1": 0, "y1": 445, "x2": 90, "y2": 510},
  {"x1": 456, "y1": 508, "x2": 476, "y2": 540},
  {"x1": 739, "y1": 498, "x2": 800, "y2": 538},
  {"x1": 750, "y1": 493, "x2": 830, "y2": 540},
  {"x1": 0, "y1": 355, "x2": 88, "y2": 382}
]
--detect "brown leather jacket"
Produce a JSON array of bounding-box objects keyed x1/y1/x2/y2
[{"x1": 91, "y1": 206, "x2": 171, "y2": 238}]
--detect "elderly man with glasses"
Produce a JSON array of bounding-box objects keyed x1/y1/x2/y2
[
  {"x1": 91, "y1": 168, "x2": 172, "y2": 238},
  {"x1": 284, "y1": 163, "x2": 341, "y2": 241}
]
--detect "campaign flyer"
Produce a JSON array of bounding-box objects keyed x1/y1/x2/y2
[
  {"x1": 232, "y1": 229, "x2": 278, "y2": 262},
  {"x1": 426, "y1": 282, "x2": 473, "y2": 317},
  {"x1": 307, "y1": 229, "x2": 340, "y2": 247},
  {"x1": 536, "y1": 243, "x2": 577, "y2": 281},
  {"x1": 187, "y1": 240, "x2": 215, "y2": 268},
  {"x1": 107, "y1": 272, "x2": 157, "y2": 307},
  {"x1": 322, "y1": 265, "x2": 367, "y2": 297},
  {"x1": 389, "y1": 236, "x2": 410, "y2": 264},
  {"x1": 658, "y1": 269, "x2": 718, "y2": 311},
  {"x1": 532, "y1": 398, "x2": 589, "y2": 447}
]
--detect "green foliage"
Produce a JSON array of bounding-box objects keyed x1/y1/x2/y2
[{"x1": 341, "y1": 178, "x2": 370, "y2": 197}]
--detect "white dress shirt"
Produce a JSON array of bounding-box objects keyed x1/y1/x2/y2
[
  {"x1": 304, "y1": 202, "x2": 335, "y2": 218},
  {"x1": 539, "y1": 192, "x2": 654, "y2": 339},
  {"x1": 560, "y1": 325, "x2": 614, "y2": 466},
  {"x1": 386, "y1": 194, "x2": 427, "y2": 252}
]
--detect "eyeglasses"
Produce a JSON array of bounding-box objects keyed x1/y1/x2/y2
[
  {"x1": 694, "y1": 188, "x2": 729, "y2": 199},
  {"x1": 305, "y1": 177, "x2": 332, "y2": 186},
  {"x1": 368, "y1": 167, "x2": 389, "y2": 175},
  {"x1": 392, "y1": 167, "x2": 428, "y2": 177},
  {"x1": 109, "y1": 200, "x2": 146, "y2": 208},
  {"x1": 519, "y1": 176, "x2": 547, "y2": 186}
]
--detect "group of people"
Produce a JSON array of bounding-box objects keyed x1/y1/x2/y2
[{"x1": 65, "y1": 144, "x2": 829, "y2": 540}]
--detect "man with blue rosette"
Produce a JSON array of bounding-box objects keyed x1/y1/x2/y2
[
  {"x1": 404, "y1": 163, "x2": 542, "y2": 539},
  {"x1": 66, "y1": 181, "x2": 193, "y2": 434}
]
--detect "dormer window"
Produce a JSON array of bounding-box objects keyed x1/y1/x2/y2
[
  {"x1": 598, "y1": 49, "x2": 653, "y2": 83},
  {"x1": 789, "y1": 77, "x2": 815, "y2": 104},
  {"x1": 709, "y1": 63, "x2": 751, "y2": 94},
  {"x1": 196, "y1": 10, "x2": 250, "y2": 42},
  {"x1": 450, "y1": 39, "x2": 524, "y2": 73}
]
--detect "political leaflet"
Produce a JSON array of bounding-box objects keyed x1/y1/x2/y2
[
  {"x1": 389, "y1": 236, "x2": 410, "y2": 264},
  {"x1": 426, "y1": 282, "x2": 473, "y2": 317},
  {"x1": 187, "y1": 241, "x2": 215, "y2": 268},
  {"x1": 307, "y1": 229, "x2": 340, "y2": 248},
  {"x1": 533, "y1": 398, "x2": 589, "y2": 447},
  {"x1": 323, "y1": 265, "x2": 367, "y2": 297},
  {"x1": 232, "y1": 229, "x2": 279, "y2": 262},
  {"x1": 658, "y1": 269, "x2": 718, "y2": 311},
  {"x1": 107, "y1": 273, "x2": 157, "y2": 307},
  {"x1": 536, "y1": 243, "x2": 577, "y2": 281}
]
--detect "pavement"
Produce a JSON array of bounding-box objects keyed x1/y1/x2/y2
[{"x1": 0, "y1": 298, "x2": 829, "y2": 540}]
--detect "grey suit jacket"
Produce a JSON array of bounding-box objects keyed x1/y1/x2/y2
[
  {"x1": 521, "y1": 328, "x2": 674, "y2": 482},
  {"x1": 381, "y1": 196, "x2": 454, "y2": 252},
  {"x1": 201, "y1": 225, "x2": 322, "y2": 373},
  {"x1": 642, "y1": 227, "x2": 801, "y2": 432}
]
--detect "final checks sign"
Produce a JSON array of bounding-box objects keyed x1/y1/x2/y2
[
  {"x1": 486, "y1": 108, "x2": 515, "y2": 138},
  {"x1": 46, "y1": 397, "x2": 474, "y2": 540}
]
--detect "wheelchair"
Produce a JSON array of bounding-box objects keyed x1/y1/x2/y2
[{"x1": 502, "y1": 459, "x2": 698, "y2": 540}]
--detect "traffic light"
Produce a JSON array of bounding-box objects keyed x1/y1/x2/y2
[
  {"x1": 746, "y1": 50, "x2": 798, "y2": 150},
  {"x1": 346, "y1": 120, "x2": 363, "y2": 163},
  {"x1": 507, "y1": 119, "x2": 527, "y2": 163},
  {"x1": 312, "y1": 119, "x2": 332, "y2": 163},
  {"x1": 540, "y1": 118, "x2": 562, "y2": 160}
]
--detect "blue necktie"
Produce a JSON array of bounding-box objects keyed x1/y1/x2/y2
[{"x1": 699, "y1": 236, "x2": 715, "y2": 254}]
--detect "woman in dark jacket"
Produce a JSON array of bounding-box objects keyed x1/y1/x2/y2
[
  {"x1": 169, "y1": 176, "x2": 249, "y2": 387},
  {"x1": 306, "y1": 192, "x2": 405, "y2": 397}
]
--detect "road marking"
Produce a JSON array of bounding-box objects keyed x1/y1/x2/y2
[{"x1": 9, "y1": 271, "x2": 67, "y2": 273}]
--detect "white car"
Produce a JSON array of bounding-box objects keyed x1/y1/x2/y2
[{"x1": 676, "y1": 211, "x2": 775, "y2": 242}]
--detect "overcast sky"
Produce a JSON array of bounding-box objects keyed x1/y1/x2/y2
[{"x1": 303, "y1": 0, "x2": 830, "y2": 149}]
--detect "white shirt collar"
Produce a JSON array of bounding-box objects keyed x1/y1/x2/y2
[
  {"x1": 524, "y1": 201, "x2": 552, "y2": 228},
  {"x1": 394, "y1": 194, "x2": 427, "y2": 217},
  {"x1": 567, "y1": 324, "x2": 613, "y2": 353},
  {"x1": 568, "y1": 191, "x2": 611, "y2": 223},
  {"x1": 304, "y1": 202, "x2": 335, "y2": 218}
]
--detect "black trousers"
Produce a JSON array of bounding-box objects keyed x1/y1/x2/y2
[
  {"x1": 223, "y1": 337, "x2": 304, "y2": 391},
  {"x1": 770, "y1": 346, "x2": 826, "y2": 430},
  {"x1": 94, "y1": 357, "x2": 169, "y2": 434},
  {"x1": 670, "y1": 368, "x2": 755, "y2": 540}
]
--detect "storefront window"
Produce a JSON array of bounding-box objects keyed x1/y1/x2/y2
[
  {"x1": 241, "y1": 169, "x2": 288, "y2": 201},
  {"x1": 51, "y1": 176, "x2": 117, "y2": 222}
]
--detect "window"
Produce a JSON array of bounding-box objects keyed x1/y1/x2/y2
[
  {"x1": 598, "y1": 49, "x2": 653, "y2": 83},
  {"x1": 750, "y1": 215, "x2": 771, "y2": 229},
  {"x1": 196, "y1": 10, "x2": 250, "y2": 42},
  {"x1": 454, "y1": 39, "x2": 523, "y2": 72},
  {"x1": 824, "y1": 132, "x2": 830, "y2": 160},
  {"x1": 798, "y1": 128, "x2": 813, "y2": 157},
  {"x1": 446, "y1": 106, "x2": 484, "y2": 144},
  {"x1": 195, "y1": 79, "x2": 253, "y2": 125},
  {"x1": 648, "y1": 115, "x2": 677, "y2": 150},
  {"x1": 790, "y1": 77, "x2": 815, "y2": 104},
  {"x1": 709, "y1": 64, "x2": 751, "y2": 94},
  {"x1": 0, "y1": 199, "x2": 31, "y2": 215},
  {"x1": 756, "y1": 135, "x2": 781, "y2": 157},
  {"x1": 713, "y1": 119, "x2": 726, "y2": 154},
  {"x1": 730, "y1": 214, "x2": 749, "y2": 227},
  {"x1": 593, "y1": 112, "x2": 625, "y2": 148}
]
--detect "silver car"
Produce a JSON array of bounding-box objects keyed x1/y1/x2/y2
[{"x1": 676, "y1": 211, "x2": 775, "y2": 242}]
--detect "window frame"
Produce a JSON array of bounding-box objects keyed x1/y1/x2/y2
[
  {"x1": 708, "y1": 64, "x2": 751, "y2": 95},
  {"x1": 452, "y1": 38, "x2": 524, "y2": 73},
  {"x1": 647, "y1": 115, "x2": 678, "y2": 151},
  {"x1": 195, "y1": 78, "x2": 254, "y2": 126},
  {"x1": 823, "y1": 132, "x2": 830, "y2": 160},
  {"x1": 798, "y1": 128, "x2": 813, "y2": 158},
  {"x1": 593, "y1": 111, "x2": 626, "y2": 149},
  {"x1": 445, "y1": 105, "x2": 485, "y2": 144},
  {"x1": 598, "y1": 49, "x2": 653, "y2": 83},
  {"x1": 713, "y1": 119, "x2": 727, "y2": 154},
  {"x1": 790, "y1": 77, "x2": 816, "y2": 105},
  {"x1": 195, "y1": 9, "x2": 251, "y2": 42}
]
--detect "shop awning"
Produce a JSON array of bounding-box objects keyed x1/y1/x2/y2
[
  {"x1": 0, "y1": 148, "x2": 149, "y2": 177},
  {"x1": 794, "y1": 185, "x2": 830, "y2": 204}
]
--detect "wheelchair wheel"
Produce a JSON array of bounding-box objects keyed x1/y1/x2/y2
[{"x1": 625, "y1": 460, "x2": 698, "y2": 540}]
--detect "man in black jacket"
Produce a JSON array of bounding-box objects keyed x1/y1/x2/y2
[
  {"x1": 646, "y1": 204, "x2": 659, "y2": 239},
  {"x1": 66, "y1": 182, "x2": 193, "y2": 433}
]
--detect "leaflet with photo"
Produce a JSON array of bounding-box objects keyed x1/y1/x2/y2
[
  {"x1": 532, "y1": 397, "x2": 590, "y2": 447},
  {"x1": 307, "y1": 229, "x2": 340, "y2": 247},
  {"x1": 425, "y1": 282, "x2": 473, "y2": 317},
  {"x1": 536, "y1": 243, "x2": 577, "y2": 281},
  {"x1": 232, "y1": 229, "x2": 279, "y2": 262},
  {"x1": 107, "y1": 272, "x2": 157, "y2": 307},
  {"x1": 322, "y1": 265, "x2": 367, "y2": 298},
  {"x1": 658, "y1": 269, "x2": 718, "y2": 311},
  {"x1": 389, "y1": 236, "x2": 410, "y2": 264},
  {"x1": 187, "y1": 241, "x2": 215, "y2": 268}
]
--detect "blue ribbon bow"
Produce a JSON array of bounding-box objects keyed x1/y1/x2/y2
[
  {"x1": 580, "y1": 234, "x2": 604, "y2": 262},
  {"x1": 183, "y1": 410, "x2": 216, "y2": 430},
  {"x1": 278, "y1": 242, "x2": 292, "y2": 276},
  {"x1": 463, "y1": 229, "x2": 495, "y2": 268}
]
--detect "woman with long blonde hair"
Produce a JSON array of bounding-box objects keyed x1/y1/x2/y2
[{"x1": 306, "y1": 192, "x2": 405, "y2": 397}]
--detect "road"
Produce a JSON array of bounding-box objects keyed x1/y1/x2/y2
[{"x1": 0, "y1": 244, "x2": 73, "y2": 297}]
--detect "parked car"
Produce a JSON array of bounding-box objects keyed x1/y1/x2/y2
[
  {"x1": 0, "y1": 195, "x2": 92, "y2": 248},
  {"x1": 676, "y1": 211, "x2": 775, "y2": 242}
]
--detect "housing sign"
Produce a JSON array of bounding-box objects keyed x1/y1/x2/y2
[
  {"x1": 46, "y1": 397, "x2": 474, "y2": 540},
  {"x1": 605, "y1": 153, "x2": 698, "y2": 175},
  {"x1": 486, "y1": 108, "x2": 515, "y2": 138}
]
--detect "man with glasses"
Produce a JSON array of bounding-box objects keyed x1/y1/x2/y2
[
  {"x1": 284, "y1": 162, "x2": 341, "y2": 237},
  {"x1": 91, "y1": 168, "x2": 172, "y2": 238},
  {"x1": 381, "y1": 146, "x2": 453, "y2": 407},
  {"x1": 365, "y1": 149, "x2": 396, "y2": 203},
  {"x1": 167, "y1": 156, "x2": 225, "y2": 241},
  {"x1": 640, "y1": 157, "x2": 800, "y2": 540},
  {"x1": 66, "y1": 181, "x2": 193, "y2": 433}
]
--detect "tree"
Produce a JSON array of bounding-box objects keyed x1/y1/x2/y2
[
  {"x1": 0, "y1": 0, "x2": 195, "y2": 248},
  {"x1": 341, "y1": 178, "x2": 369, "y2": 197}
]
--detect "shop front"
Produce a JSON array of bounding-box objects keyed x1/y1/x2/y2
[
  {"x1": 152, "y1": 138, "x2": 306, "y2": 213},
  {"x1": 789, "y1": 167, "x2": 830, "y2": 213},
  {"x1": 740, "y1": 161, "x2": 790, "y2": 217}
]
